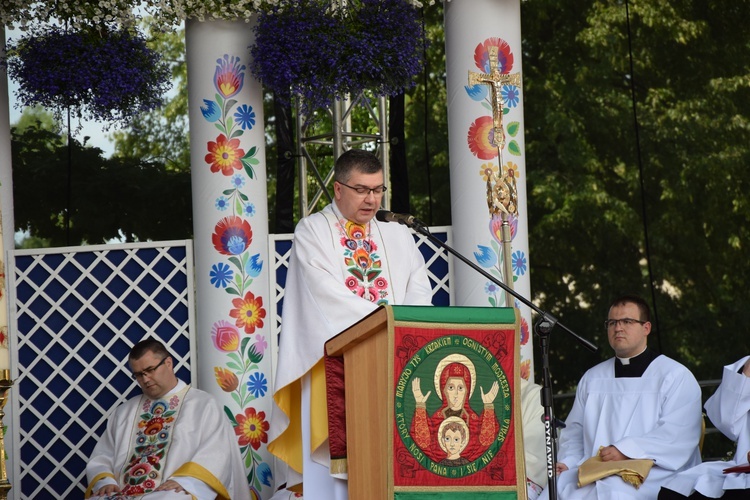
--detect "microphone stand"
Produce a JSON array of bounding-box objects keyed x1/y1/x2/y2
[{"x1": 407, "y1": 219, "x2": 598, "y2": 500}]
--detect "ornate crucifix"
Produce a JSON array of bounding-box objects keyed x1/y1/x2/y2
[
  {"x1": 469, "y1": 45, "x2": 522, "y2": 305},
  {"x1": 468, "y1": 45, "x2": 521, "y2": 152}
]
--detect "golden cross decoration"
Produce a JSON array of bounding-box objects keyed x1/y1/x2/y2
[{"x1": 467, "y1": 45, "x2": 521, "y2": 152}]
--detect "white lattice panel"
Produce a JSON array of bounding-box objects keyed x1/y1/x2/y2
[{"x1": 9, "y1": 241, "x2": 196, "y2": 500}]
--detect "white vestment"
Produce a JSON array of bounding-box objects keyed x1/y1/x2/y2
[
  {"x1": 661, "y1": 355, "x2": 750, "y2": 498},
  {"x1": 522, "y1": 378, "x2": 548, "y2": 498},
  {"x1": 86, "y1": 380, "x2": 250, "y2": 500},
  {"x1": 269, "y1": 201, "x2": 433, "y2": 498},
  {"x1": 540, "y1": 355, "x2": 702, "y2": 500}
]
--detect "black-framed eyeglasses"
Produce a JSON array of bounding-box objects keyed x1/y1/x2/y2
[
  {"x1": 604, "y1": 318, "x2": 647, "y2": 330},
  {"x1": 131, "y1": 357, "x2": 168, "y2": 380},
  {"x1": 337, "y1": 180, "x2": 387, "y2": 196}
]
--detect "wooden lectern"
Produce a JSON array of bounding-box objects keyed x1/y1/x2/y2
[{"x1": 325, "y1": 305, "x2": 527, "y2": 500}]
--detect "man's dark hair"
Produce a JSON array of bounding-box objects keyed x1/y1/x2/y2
[
  {"x1": 609, "y1": 294, "x2": 651, "y2": 322},
  {"x1": 129, "y1": 338, "x2": 171, "y2": 361},
  {"x1": 334, "y1": 149, "x2": 382, "y2": 183}
]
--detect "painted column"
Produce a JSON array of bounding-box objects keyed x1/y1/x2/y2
[
  {"x1": 185, "y1": 19, "x2": 274, "y2": 499},
  {"x1": 444, "y1": 0, "x2": 534, "y2": 379},
  {"x1": 0, "y1": 24, "x2": 16, "y2": 492}
]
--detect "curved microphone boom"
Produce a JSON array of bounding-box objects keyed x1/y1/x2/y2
[{"x1": 375, "y1": 210, "x2": 421, "y2": 228}]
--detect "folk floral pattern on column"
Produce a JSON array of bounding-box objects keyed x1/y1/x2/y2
[
  {"x1": 202, "y1": 53, "x2": 271, "y2": 496},
  {"x1": 466, "y1": 37, "x2": 531, "y2": 378}
]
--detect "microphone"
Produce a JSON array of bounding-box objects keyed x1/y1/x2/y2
[{"x1": 375, "y1": 210, "x2": 421, "y2": 228}]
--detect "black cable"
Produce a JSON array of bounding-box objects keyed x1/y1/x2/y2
[{"x1": 624, "y1": 0, "x2": 662, "y2": 352}]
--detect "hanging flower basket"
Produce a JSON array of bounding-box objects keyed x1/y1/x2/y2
[
  {"x1": 3, "y1": 26, "x2": 172, "y2": 128},
  {"x1": 250, "y1": 0, "x2": 425, "y2": 114}
]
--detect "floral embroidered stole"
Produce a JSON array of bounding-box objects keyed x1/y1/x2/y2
[
  {"x1": 330, "y1": 210, "x2": 392, "y2": 305},
  {"x1": 118, "y1": 385, "x2": 191, "y2": 496}
]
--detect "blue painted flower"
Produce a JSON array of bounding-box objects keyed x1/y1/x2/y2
[
  {"x1": 501, "y1": 85, "x2": 520, "y2": 108},
  {"x1": 473, "y1": 245, "x2": 497, "y2": 268},
  {"x1": 200, "y1": 99, "x2": 221, "y2": 122},
  {"x1": 243, "y1": 203, "x2": 256, "y2": 217},
  {"x1": 231, "y1": 174, "x2": 246, "y2": 189},
  {"x1": 209, "y1": 263, "x2": 234, "y2": 288},
  {"x1": 465, "y1": 84, "x2": 488, "y2": 101},
  {"x1": 485, "y1": 281, "x2": 500, "y2": 295},
  {"x1": 257, "y1": 462, "x2": 273, "y2": 487},
  {"x1": 512, "y1": 250, "x2": 527, "y2": 275},
  {"x1": 246, "y1": 254, "x2": 263, "y2": 278},
  {"x1": 247, "y1": 372, "x2": 268, "y2": 398},
  {"x1": 234, "y1": 104, "x2": 256, "y2": 130},
  {"x1": 215, "y1": 196, "x2": 229, "y2": 211}
]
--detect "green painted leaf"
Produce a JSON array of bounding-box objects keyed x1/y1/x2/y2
[
  {"x1": 508, "y1": 140, "x2": 522, "y2": 156},
  {"x1": 507, "y1": 121, "x2": 520, "y2": 137},
  {"x1": 224, "y1": 406, "x2": 238, "y2": 426}
]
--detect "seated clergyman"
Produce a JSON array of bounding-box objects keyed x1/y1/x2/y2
[{"x1": 86, "y1": 338, "x2": 250, "y2": 499}]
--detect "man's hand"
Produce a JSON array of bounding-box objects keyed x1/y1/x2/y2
[
  {"x1": 155, "y1": 479, "x2": 190, "y2": 495},
  {"x1": 93, "y1": 484, "x2": 121, "y2": 496},
  {"x1": 555, "y1": 462, "x2": 569, "y2": 475},
  {"x1": 599, "y1": 445, "x2": 629, "y2": 461}
]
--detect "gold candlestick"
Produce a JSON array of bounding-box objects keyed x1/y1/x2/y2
[{"x1": 0, "y1": 369, "x2": 12, "y2": 500}]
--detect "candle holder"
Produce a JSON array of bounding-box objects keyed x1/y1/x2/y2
[{"x1": 0, "y1": 369, "x2": 12, "y2": 500}]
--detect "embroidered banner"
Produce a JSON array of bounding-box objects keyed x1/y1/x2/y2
[{"x1": 391, "y1": 306, "x2": 524, "y2": 497}]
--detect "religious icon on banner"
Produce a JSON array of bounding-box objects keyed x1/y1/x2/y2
[{"x1": 393, "y1": 322, "x2": 519, "y2": 489}]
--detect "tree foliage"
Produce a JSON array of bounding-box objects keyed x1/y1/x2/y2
[
  {"x1": 12, "y1": 117, "x2": 192, "y2": 246},
  {"x1": 521, "y1": 1, "x2": 750, "y2": 457}
]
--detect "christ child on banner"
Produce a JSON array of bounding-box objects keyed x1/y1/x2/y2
[{"x1": 411, "y1": 353, "x2": 499, "y2": 462}]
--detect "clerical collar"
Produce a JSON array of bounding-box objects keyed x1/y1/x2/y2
[{"x1": 614, "y1": 348, "x2": 659, "y2": 378}]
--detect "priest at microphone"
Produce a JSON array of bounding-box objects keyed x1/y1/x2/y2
[{"x1": 268, "y1": 149, "x2": 433, "y2": 500}]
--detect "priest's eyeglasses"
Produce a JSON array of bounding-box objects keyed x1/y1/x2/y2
[
  {"x1": 131, "y1": 357, "x2": 168, "y2": 380},
  {"x1": 604, "y1": 318, "x2": 647, "y2": 330},
  {"x1": 337, "y1": 181, "x2": 387, "y2": 196}
]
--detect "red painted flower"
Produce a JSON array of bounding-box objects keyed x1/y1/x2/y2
[
  {"x1": 127, "y1": 462, "x2": 152, "y2": 478},
  {"x1": 235, "y1": 407, "x2": 269, "y2": 450},
  {"x1": 122, "y1": 485, "x2": 146, "y2": 495},
  {"x1": 230, "y1": 291, "x2": 267, "y2": 334},
  {"x1": 212, "y1": 216, "x2": 253, "y2": 255},
  {"x1": 474, "y1": 37, "x2": 514, "y2": 74},
  {"x1": 345, "y1": 276, "x2": 359, "y2": 290},
  {"x1": 142, "y1": 417, "x2": 165, "y2": 435},
  {"x1": 215, "y1": 367, "x2": 239, "y2": 392},
  {"x1": 373, "y1": 277, "x2": 388, "y2": 290},
  {"x1": 205, "y1": 134, "x2": 245, "y2": 176},
  {"x1": 468, "y1": 115, "x2": 498, "y2": 160},
  {"x1": 211, "y1": 320, "x2": 240, "y2": 352}
]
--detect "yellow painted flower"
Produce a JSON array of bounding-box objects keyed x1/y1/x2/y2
[{"x1": 479, "y1": 162, "x2": 499, "y2": 182}]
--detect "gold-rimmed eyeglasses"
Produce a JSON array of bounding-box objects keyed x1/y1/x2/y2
[
  {"x1": 131, "y1": 357, "x2": 168, "y2": 380},
  {"x1": 604, "y1": 318, "x2": 647, "y2": 330},
  {"x1": 337, "y1": 181, "x2": 387, "y2": 196}
]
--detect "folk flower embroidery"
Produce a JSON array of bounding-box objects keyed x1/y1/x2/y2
[
  {"x1": 121, "y1": 397, "x2": 181, "y2": 494},
  {"x1": 338, "y1": 219, "x2": 389, "y2": 303}
]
